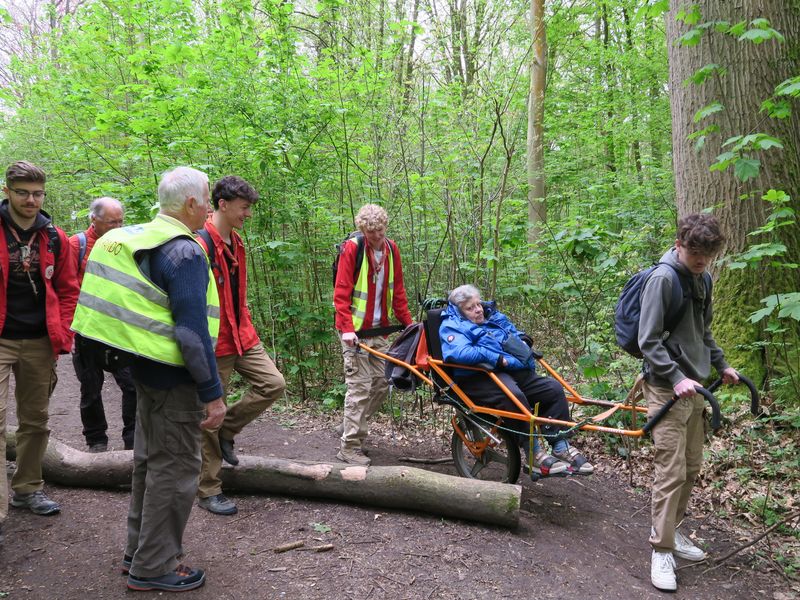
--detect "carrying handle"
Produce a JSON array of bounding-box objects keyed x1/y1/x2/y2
[
  {"x1": 642, "y1": 385, "x2": 721, "y2": 434},
  {"x1": 706, "y1": 373, "x2": 761, "y2": 417}
]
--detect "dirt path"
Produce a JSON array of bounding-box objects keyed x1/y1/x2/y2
[{"x1": 1, "y1": 358, "x2": 792, "y2": 599}]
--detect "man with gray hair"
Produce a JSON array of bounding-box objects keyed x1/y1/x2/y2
[
  {"x1": 71, "y1": 166, "x2": 225, "y2": 592},
  {"x1": 70, "y1": 196, "x2": 137, "y2": 452}
]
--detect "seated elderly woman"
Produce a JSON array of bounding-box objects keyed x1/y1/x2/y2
[{"x1": 439, "y1": 284, "x2": 593, "y2": 477}]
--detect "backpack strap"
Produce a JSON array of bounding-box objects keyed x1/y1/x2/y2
[
  {"x1": 660, "y1": 263, "x2": 712, "y2": 333},
  {"x1": 77, "y1": 232, "x2": 87, "y2": 267},
  {"x1": 45, "y1": 223, "x2": 61, "y2": 258},
  {"x1": 195, "y1": 228, "x2": 223, "y2": 284},
  {"x1": 352, "y1": 233, "x2": 365, "y2": 283}
]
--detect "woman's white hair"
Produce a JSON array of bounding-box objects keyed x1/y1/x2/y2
[
  {"x1": 448, "y1": 284, "x2": 481, "y2": 306},
  {"x1": 157, "y1": 167, "x2": 208, "y2": 213}
]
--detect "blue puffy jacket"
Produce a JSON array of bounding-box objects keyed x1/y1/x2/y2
[{"x1": 439, "y1": 301, "x2": 535, "y2": 377}]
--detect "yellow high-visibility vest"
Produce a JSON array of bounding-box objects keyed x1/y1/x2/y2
[
  {"x1": 350, "y1": 239, "x2": 395, "y2": 331},
  {"x1": 71, "y1": 215, "x2": 220, "y2": 366}
]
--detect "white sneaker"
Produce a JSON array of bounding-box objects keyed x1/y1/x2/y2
[
  {"x1": 674, "y1": 530, "x2": 707, "y2": 561},
  {"x1": 651, "y1": 550, "x2": 677, "y2": 592}
]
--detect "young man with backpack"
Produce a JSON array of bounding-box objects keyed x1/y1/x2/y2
[
  {"x1": 0, "y1": 161, "x2": 79, "y2": 531},
  {"x1": 333, "y1": 204, "x2": 413, "y2": 465},
  {"x1": 637, "y1": 213, "x2": 738, "y2": 592},
  {"x1": 70, "y1": 197, "x2": 137, "y2": 452},
  {"x1": 195, "y1": 176, "x2": 286, "y2": 516}
]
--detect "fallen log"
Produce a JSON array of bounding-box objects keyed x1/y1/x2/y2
[{"x1": 5, "y1": 428, "x2": 520, "y2": 528}]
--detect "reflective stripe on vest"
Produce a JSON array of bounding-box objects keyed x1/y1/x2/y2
[
  {"x1": 350, "y1": 239, "x2": 395, "y2": 331},
  {"x1": 71, "y1": 217, "x2": 220, "y2": 367}
]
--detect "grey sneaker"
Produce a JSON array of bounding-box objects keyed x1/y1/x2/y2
[
  {"x1": 219, "y1": 437, "x2": 239, "y2": 466},
  {"x1": 11, "y1": 491, "x2": 61, "y2": 515},
  {"x1": 552, "y1": 445, "x2": 594, "y2": 475},
  {"x1": 337, "y1": 447, "x2": 371, "y2": 466},
  {"x1": 531, "y1": 451, "x2": 570, "y2": 477},
  {"x1": 197, "y1": 493, "x2": 238, "y2": 516},
  {"x1": 88, "y1": 442, "x2": 108, "y2": 453}
]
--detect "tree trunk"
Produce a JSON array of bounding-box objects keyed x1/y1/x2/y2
[
  {"x1": 4, "y1": 429, "x2": 520, "y2": 529},
  {"x1": 526, "y1": 0, "x2": 546, "y2": 245},
  {"x1": 666, "y1": 1, "x2": 800, "y2": 385}
]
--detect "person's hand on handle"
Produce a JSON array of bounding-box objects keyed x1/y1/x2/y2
[
  {"x1": 342, "y1": 332, "x2": 359, "y2": 347},
  {"x1": 721, "y1": 367, "x2": 739, "y2": 385},
  {"x1": 673, "y1": 377, "x2": 702, "y2": 398},
  {"x1": 200, "y1": 398, "x2": 227, "y2": 430}
]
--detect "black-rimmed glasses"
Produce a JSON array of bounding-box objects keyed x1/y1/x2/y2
[{"x1": 11, "y1": 189, "x2": 46, "y2": 200}]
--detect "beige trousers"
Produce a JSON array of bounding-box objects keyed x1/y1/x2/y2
[
  {"x1": 198, "y1": 343, "x2": 286, "y2": 498},
  {"x1": 645, "y1": 381, "x2": 705, "y2": 552},
  {"x1": 340, "y1": 335, "x2": 390, "y2": 451},
  {"x1": 0, "y1": 337, "x2": 57, "y2": 523}
]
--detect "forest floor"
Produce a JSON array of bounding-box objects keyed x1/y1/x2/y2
[{"x1": 1, "y1": 358, "x2": 797, "y2": 600}]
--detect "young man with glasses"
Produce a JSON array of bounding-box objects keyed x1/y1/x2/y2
[
  {"x1": 70, "y1": 197, "x2": 137, "y2": 452},
  {"x1": 0, "y1": 161, "x2": 79, "y2": 535}
]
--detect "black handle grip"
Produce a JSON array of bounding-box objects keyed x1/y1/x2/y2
[
  {"x1": 642, "y1": 385, "x2": 721, "y2": 434},
  {"x1": 706, "y1": 373, "x2": 760, "y2": 417},
  {"x1": 694, "y1": 386, "x2": 722, "y2": 431}
]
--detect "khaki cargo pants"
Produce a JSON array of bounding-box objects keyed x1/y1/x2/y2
[
  {"x1": 0, "y1": 337, "x2": 57, "y2": 524},
  {"x1": 198, "y1": 343, "x2": 286, "y2": 498},
  {"x1": 645, "y1": 381, "x2": 705, "y2": 553},
  {"x1": 339, "y1": 335, "x2": 390, "y2": 452}
]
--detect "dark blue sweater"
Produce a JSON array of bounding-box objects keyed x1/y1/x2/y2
[{"x1": 131, "y1": 236, "x2": 223, "y2": 403}]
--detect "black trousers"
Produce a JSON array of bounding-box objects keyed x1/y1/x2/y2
[
  {"x1": 455, "y1": 369, "x2": 569, "y2": 441},
  {"x1": 72, "y1": 338, "x2": 137, "y2": 448}
]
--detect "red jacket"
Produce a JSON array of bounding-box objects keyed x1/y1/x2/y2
[
  {"x1": 69, "y1": 225, "x2": 100, "y2": 284},
  {"x1": 200, "y1": 221, "x2": 260, "y2": 357},
  {"x1": 0, "y1": 218, "x2": 79, "y2": 356},
  {"x1": 334, "y1": 237, "x2": 413, "y2": 334}
]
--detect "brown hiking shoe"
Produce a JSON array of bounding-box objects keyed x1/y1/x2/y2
[{"x1": 336, "y1": 447, "x2": 371, "y2": 466}]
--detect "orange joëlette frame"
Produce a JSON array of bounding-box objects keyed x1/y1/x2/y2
[{"x1": 359, "y1": 343, "x2": 650, "y2": 438}]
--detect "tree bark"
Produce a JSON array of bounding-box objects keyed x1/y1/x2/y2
[
  {"x1": 4, "y1": 429, "x2": 520, "y2": 529},
  {"x1": 526, "y1": 0, "x2": 546, "y2": 245},
  {"x1": 666, "y1": 1, "x2": 800, "y2": 384}
]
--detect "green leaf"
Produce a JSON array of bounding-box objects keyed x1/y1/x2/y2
[
  {"x1": 775, "y1": 77, "x2": 800, "y2": 97},
  {"x1": 739, "y1": 28, "x2": 784, "y2": 44},
  {"x1": 683, "y1": 63, "x2": 722, "y2": 86},
  {"x1": 752, "y1": 135, "x2": 783, "y2": 151},
  {"x1": 778, "y1": 300, "x2": 800, "y2": 321},
  {"x1": 693, "y1": 101, "x2": 723, "y2": 123},
  {"x1": 727, "y1": 20, "x2": 747, "y2": 36},
  {"x1": 734, "y1": 158, "x2": 761, "y2": 182},
  {"x1": 710, "y1": 151, "x2": 735, "y2": 172},
  {"x1": 676, "y1": 4, "x2": 702, "y2": 25},
  {"x1": 748, "y1": 306, "x2": 774, "y2": 323},
  {"x1": 693, "y1": 135, "x2": 706, "y2": 152},
  {"x1": 676, "y1": 28, "x2": 703, "y2": 46},
  {"x1": 763, "y1": 189, "x2": 790, "y2": 204},
  {"x1": 760, "y1": 98, "x2": 792, "y2": 119},
  {"x1": 647, "y1": 0, "x2": 669, "y2": 18},
  {"x1": 688, "y1": 124, "x2": 719, "y2": 140},
  {"x1": 721, "y1": 135, "x2": 742, "y2": 148}
]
